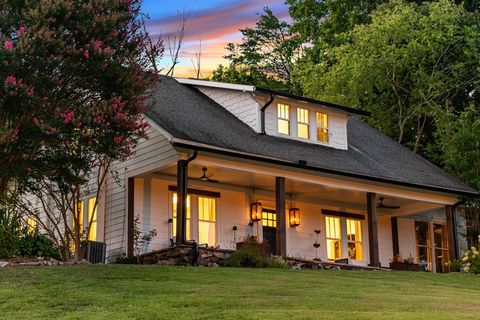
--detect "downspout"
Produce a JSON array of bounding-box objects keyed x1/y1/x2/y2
[
  {"x1": 260, "y1": 93, "x2": 274, "y2": 135},
  {"x1": 176, "y1": 150, "x2": 198, "y2": 246}
]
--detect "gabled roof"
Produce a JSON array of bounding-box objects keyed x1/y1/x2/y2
[
  {"x1": 175, "y1": 77, "x2": 370, "y2": 116},
  {"x1": 146, "y1": 77, "x2": 478, "y2": 197}
]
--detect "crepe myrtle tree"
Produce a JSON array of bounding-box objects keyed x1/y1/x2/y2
[{"x1": 1, "y1": 0, "x2": 159, "y2": 260}]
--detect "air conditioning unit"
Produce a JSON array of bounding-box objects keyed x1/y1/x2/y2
[{"x1": 80, "y1": 240, "x2": 106, "y2": 264}]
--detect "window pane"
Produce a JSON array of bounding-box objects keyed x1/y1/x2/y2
[
  {"x1": 433, "y1": 224, "x2": 448, "y2": 249},
  {"x1": 415, "y1": 221, "x2": 430, "y2": 247},
  {"x1": 198, "y1": 197, "x2": 216, "y2": 247},
  {"x1": 317, "y1": 128, "x2": 328, "y2": 142},
  {"x1": 297, "y1": 108, "x2": 309, "y2": 123},
  {"x1": 278, "y1": 119, "x2": 290, "y2": 135},
  {"x1": 325, "y1": 216, "x2": 341, "y2": 239},
  {"x1": 316, "y1": 112, "x2": 328, "y2": 128},
  {"x1": 278, "y1": 104, "x2": 290, "y2": 119},
  {"x1": 87, "y1": 197, "x2": 97, "y2": 241},
  {"x1": 348, "y1": 242, "x2": 363, "y2": 260},
  {"x1": 347, "y1": 219, "x2": 362, "y2": 242},
  {"x1": 172, "y1": 193, "x2": 191, "y2": 239},
  {"x1": 327, "y1": 239, "x2": 342, "y2": 260},
  {"x1": 298, "y1": 123, "x2": 309, "y2": 139},
  {"x1": 27, "y1": 217, "x2": 37, "y2": 234}
]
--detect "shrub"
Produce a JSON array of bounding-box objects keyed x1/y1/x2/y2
[
  {"x1": 17, "y1": 228, "x2": 59, "y2": 259},
  {"x1": 116, "y1": 253, "x2": 138, "y2": 264},
  {"x1": 268, "y1": 256, "x2": 289, "y2": 269},
  {"x1": 456, "y1": 247, "x2": 480, "y2": 274},
  {"x1": 0, "y1": 208, "x2": 21, "y2": 258},
  {"x1": 225, "y1": 246, "x2": 268, "y2": 268}
]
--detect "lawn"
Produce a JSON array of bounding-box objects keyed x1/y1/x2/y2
[{"x1": 0, "y1": 266, "x2": 479, "y2": 319}]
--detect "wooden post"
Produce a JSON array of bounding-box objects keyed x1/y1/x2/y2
[
  {"x1": 176, "y1": 160, "x2": 187, "y2": 246},
  {"x1": 391, "y1": 217, "x2": 399, "y2": 257},
  {"x1": 445, "y1": 205, "x2": 457, "y2": 262},
  {"x1": 276, "y1": 177, "x2": 286, "y2": 257},
  {"x1": 127, "y1": 177, "x2": 134, "y2": 256},
  {"x1": 367, "y1": 192, "x2": 380, "y2": 267}
]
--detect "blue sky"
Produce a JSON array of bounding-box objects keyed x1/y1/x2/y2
[{"x1": 141, "y1": 0, "x2": 289, "y2": 77}]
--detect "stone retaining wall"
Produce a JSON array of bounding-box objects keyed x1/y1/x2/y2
[{"x1": 139, "y1": 246, "x2": 234, "y2": 267}]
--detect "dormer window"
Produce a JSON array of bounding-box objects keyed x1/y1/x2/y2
[
  {"x1": 297, "y1": 108, "x2": 309, "y2": 139},
  {"x1": 277, "y1": 103, "x2": 290, "y2": 135},
  {"x1": 316, "y1": 112, "x2": 329, "y2": 143}
]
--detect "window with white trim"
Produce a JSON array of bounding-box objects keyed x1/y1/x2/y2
[
  {"x1": 316, "y1": 112, "x2": 329, "y2": 142},
  {"x1": 297, "y1": 108, "x2": 309, "y2": 139},
  {"x1": 277, "y1": 103, "x2": 290, "y2": 135},
  {"x1": 325, "y1": 215, "x2": 364, "y2": 261}
]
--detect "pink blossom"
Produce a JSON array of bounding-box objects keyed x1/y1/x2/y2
[
  {"x1": 114, "y1": 135, "x2": 124, "y2": 144},
  {"x1": 17, "y1": 26, "x2": 26, "y2": 36},
  {"x1": 93, "y1": 40, "x2": 103, "y2": 50},
  {"x1": 33, "y1": 117, "x2": 40, "y2": 126},
  {"x1": 4, "y1": 40, "x2": 13, "y2": 50},
  {"x1": 5, "y1": 75, "x2": 17, "y2": 85},
  {"x1": 83, "y1": 49, "x2": 89, "y2": 59},
  {"x1": 60, "y1": 110, "x2": 74, "y2": 124},
  {"x1": 28, "y1": 86, "x2": 35, "y2": 97}
]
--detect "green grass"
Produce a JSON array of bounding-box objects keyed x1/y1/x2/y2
[{"x1": 0, "y1": 266, "x2": 479, "y2": 319}]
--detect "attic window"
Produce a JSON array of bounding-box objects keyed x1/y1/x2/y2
[
  {"x1": 316, "y1": 112, "x2": 329, "y2": 143},
  {"x1": 277, "y1": 103, "x2": 290, "y2": 135},
  {"x1": 297, "y1": 108, "x2": 309, "y2": 139}
]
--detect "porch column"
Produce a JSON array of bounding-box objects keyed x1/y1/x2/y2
[
  {"x1": 445, "y1": 205, "x2": 458, "y2": 261},
  {"x1": 391, "y1": 217, "x2": 400, "y2": 256},
  {"x1": 367, "y1": 192, "x2": 380, "y2": 267},
  {"x1": 276, "y1": 177, "x2": 287, "y2": 257},
  {"x1": 176, "y1": 160, "x2": 188, "y2": 245},
  {"x1": 127, "y1": 177, "x2": 134, "y2": 256}
]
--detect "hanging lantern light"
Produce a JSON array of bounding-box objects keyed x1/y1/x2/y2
[
  {"x1": 250, "y1": 202, "x2": 263, "y2": 222},
  {"x1": 289, "y1": 208, "x2": 300, "y2": 227}
]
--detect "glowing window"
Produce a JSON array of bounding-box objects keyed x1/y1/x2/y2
[
  {"x1": 316, "y1": 112, "x2": 329, "y2": 142},
  {"x1": 262, "y1": 210, "x2": 277, "y2": 228},
  {"x1": 87, "y1": 197, "x2": 97, "y2": 241},
  {"x1": 325, "y1": 216, "x2": 341, "y2": 260},
  {"x1": 277, "y1": 104, "x2": 290, "y2": 135},
  {"x1": 172, "y1": 193, "x2": 191, "y2": 240},
  {"x1": 346, "y1": 219, "x2": 363, "y2": 260},
  {"x1": 297, "y1": 108, "x2": 310, "y2": 139},
  {"x1": 27, "y1": 217, "x2": 37, "y2": 234},
  {"x1": 198, "y1": 197, "x2": 216, "y2": 247}
]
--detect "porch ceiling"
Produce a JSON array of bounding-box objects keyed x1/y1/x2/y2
[{"x1": 155, "y1": 163, "x2": 443, "y2": 216}]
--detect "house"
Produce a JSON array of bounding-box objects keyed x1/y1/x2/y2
[{"x1": 86, "y1": 76, "x2": 477, "y2": 271}]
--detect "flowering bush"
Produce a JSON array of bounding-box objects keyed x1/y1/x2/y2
[{"x1": 456, "y1": 247, "x2": 480, "y2": 274}]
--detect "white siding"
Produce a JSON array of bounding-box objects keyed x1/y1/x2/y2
[
  {"x1": 196, "y1": 87, "x2": 260, "y2": 132},
  {"x1": 104, "y1": 124, "x2": 178, "y2": 261}
]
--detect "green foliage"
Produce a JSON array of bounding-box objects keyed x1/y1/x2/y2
[
  {"x1": 219, "y1": 7, "x2": 302, "y2": 94},
  {"x1": 224, "y1": 246, "x2": 268, "y2": 268},
  {"x1": 298, "y1": 0, "x2": 480, "y2": 154},
  {"x1": 267, "y1": 256, "x2": 289, "y2": 269},
  {"x1": 0, "y1": 208, "x2": 20, "y2": 258},
  {"x1": 132, "y1": 215, "x2": 157, "y2": 257},
  {"x1": 116, "y1": 253, "x2": 138, "y2": 264},
  {"x1": 456, "y1": 247, "x2": 480, "y2": 274},
  {"x1": 17, "y1": 228, "x2": 59, "y2": 259}
]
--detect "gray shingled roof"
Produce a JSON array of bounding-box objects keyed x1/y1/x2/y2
[{"x1": 146, "y1": 77, "x2": 477, "y2": 196}]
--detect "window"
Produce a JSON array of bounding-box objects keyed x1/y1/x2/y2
[
  {"x1": 198, "y1": 196, "x2": 216, "y2": 246},
  {"x1": 297, "y1": 108, "x2": 310, "y2": 139},
  {"x1": 433, "y1": 224, "x2": 449, "y2": 273},
  {"x1": 277, "y1": 103, "x2": 290, "y2": 135},
  {"x1": 325, "y1": 216, "x2": 342, "y2": 260},
  {"x1": 27, "y1": 216, "x2": 37, "y2": 234},
  {"x1": 87, "y1": 197, "x2": 97, "y2": 241},
  {"x1": 415, "y1": 221, "x2": 432, "y2": 271},
  {"x1": 316, "y1": 112, "x2": 329, "y2": 142},
  {"x1": 262, "y1": 210, "x2": 277, "y2": 228},
  {"x1": 346, "y1": 219, "x2": 363, "y2": 260},
  {"x1": 172, "y1": 193, "x2": 191, "y2": 240}
]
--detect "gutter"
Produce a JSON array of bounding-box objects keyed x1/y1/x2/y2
[{"x1": 171, "y1": 139, "x2": 479, "y2": 198}]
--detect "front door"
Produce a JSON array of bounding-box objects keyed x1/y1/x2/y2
[{"x1": 262, "y1": 209, "x2": 277, "y2": 255}]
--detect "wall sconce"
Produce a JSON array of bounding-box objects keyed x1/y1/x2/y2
[
  {"x1": 289, "y1": 208, "x2": 300, "y2": 227},
  {"x1": 250, "y1": 202, "x2": 262, "y2": 222}
]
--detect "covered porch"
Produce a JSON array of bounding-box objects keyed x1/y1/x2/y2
[{"x1": 126, "y1": 151, "x2": 461, "y2": 272}]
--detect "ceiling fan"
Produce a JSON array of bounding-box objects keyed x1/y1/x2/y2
[
  {"x1": 377, "y1": 197, "x2": 400, "y2": 209},
  {"x1": 194, "y1": 167, "x2": 219, "y2": 183}
]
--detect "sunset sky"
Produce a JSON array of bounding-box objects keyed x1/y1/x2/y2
[{"x1": 141, "y1": 0, "x2": 289, "y2": 77}]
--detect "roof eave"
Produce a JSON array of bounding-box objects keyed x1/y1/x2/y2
[{"x1": 171, "y1": 138, "x2": 479, "y2": 198}]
